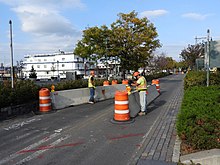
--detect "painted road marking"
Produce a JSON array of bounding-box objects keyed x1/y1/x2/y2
[
  {"x1": 0, "y1": 132, "x2": 60, "y2": 165},
  {"x1": 15, "y1": 135, "x2": 71, "y2": 165},
  {"x1": 3, "y1": 118, "x2": 41, "y2": 131},
  {"x1": 0, "y1": 104, "x2": 112, "y2": 164},
  {"x1": 108, "y1": 133, "x2": 145, "y2": 140},
  {"x1": 16, "y1": 130, "x2": 40, "y2": 140}
]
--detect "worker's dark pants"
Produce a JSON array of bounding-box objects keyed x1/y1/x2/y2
[{"x1": 89, "y1": 87, "x2": 95, "y2": 102}]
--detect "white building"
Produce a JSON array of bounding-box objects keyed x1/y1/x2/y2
[{"x1": 22, "y1": 51, "x2": 95, "y2": 80}]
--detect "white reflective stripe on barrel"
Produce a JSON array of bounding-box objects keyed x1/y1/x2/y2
[
  {"x1": 39, "y1": 96, "x2": 50, "y2": 100},
  {"x1": 39, "y1": 103, "x2": 51, "y2": 107},
  {"x1": 156, "y1": 84, "x2": 159, "y2": 86},
  {"x1": 114, "y1": 110, "x2": 129, "y2": 114},
  {"x1": 115, "y1": 100, "x2": 129, "y2": 105}
]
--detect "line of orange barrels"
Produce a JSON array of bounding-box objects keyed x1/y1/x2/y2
[{"x1": 39, "y1": 79, "x2": 160, "y2": 120}]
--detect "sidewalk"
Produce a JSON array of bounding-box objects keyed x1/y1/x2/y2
[{"x1": 136, "y1": 77, "x2": 184, "y2": 165}]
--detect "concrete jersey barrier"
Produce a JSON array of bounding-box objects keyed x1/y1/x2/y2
[
  {"x1": 128, "y1": 85, "x2": 160, "y2": 117},
  {"x1": 51, "y1": 84, "x2": 126, "y2": 110},
  {"x1": 51, "y1": 84, "x2": 159, "y2": 111}
]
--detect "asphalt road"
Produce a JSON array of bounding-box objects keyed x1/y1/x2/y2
[{"x1": 0, "y1": 74, "x2": 184, "y2": 165}]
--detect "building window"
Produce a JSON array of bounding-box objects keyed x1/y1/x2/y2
[
  {"x1": 37, "y1": 65, "x2": 40, "y2": 68},
  {"x1": 62, "y1": 58, "x2": 65, "y2": 61},
  {"x1": 38, "y1": 59, "x2": 41, "y2": 62},
  {"x1": 44, "y1": 65, "x2": 47, "y2": 68},
  {"x1": 77, "y1": 58, "x2": 79, "y2": 62},
  {"x1": 62, "y1": 64, "x2": 65, "y2": 67},
  {"x1": 44, "y1": 59, "x2": 47, "y2": 61}
]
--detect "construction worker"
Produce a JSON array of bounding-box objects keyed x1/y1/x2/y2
[
  {"x1": 131, "y1": 71, "x2": 147, "y2": 116},
  {"x1": 88, "y1": 70, "x2": 95, "y2": 104}
]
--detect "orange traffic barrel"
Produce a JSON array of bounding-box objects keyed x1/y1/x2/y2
[
  {"x1": 111, "y1": 80, "x2": 118, "y2": 85},
  {"x1": 122, "y1": 79, "x2": 128, "y2": 85},
  {"x1": 103, "y1": 80, "x2": 110, "y2": 86},
  {"x1": 39, "y1": 88, "x2": 51, "y2": 112},
  {"x1": 114, "y1": 91, "x2": 130, "y2": 121},
  {"x1": 152, "y1": 79, "x2": 160, "y2": 94}
]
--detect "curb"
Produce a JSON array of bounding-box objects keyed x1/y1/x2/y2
[
  {"x1": 180, "y1": 149, "x2": 220, "y2": 165},
  {"x1": 172, "y1": 135, "x2": 181, "y2": 163}
]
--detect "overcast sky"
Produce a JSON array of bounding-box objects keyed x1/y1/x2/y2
[{"x1": 1, "y1": 0, "x2": 220, "y2": 66}]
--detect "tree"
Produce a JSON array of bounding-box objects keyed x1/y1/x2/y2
[
  {"x1": 29, "y1": 65, "x2": 37, "y2": 79},
  {"x1": 111, "y1": 11, "x2": 161, "y2": 73},
  {"x1": 152, "y1": 53, "x2": 167, "y2": 71},
  {"x1": 176, "y1": 61, "x2": 188, "y2": 71},
  {"x1": 179, "y1": 43, "x2": 205, "y2": 69},
  {"x1": 152, "y1": 53, "x2": 177, "y2": 72},
  {"x1": 74, "y1": 25, "x2": 111, "y2": 62},
  {"x1": 74, "y1": 11, "x2": 161, "y2": 78},
  {"x1": 166, "y1": 57, "x2": 177, "y2": 70}
]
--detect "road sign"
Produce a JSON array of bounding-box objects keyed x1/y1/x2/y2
[{"x1": 210, "y1": 40, "x2": 220, "y2": 68}]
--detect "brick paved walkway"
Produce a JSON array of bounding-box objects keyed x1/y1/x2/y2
[{"x1": 137, "y1": 77, "x2": 184, "y2": 165}]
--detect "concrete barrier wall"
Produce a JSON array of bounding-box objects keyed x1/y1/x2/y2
[
  {"x1": 51, "y1": 84, "x2": 159, "y2": 110},
  {"x1": 51, "y1": 84, "x2": 126, "y2": 110},
  {"x1": 128, "y1": 85, "x2": 160, "y2": 117},
  {"x1": 147, "y1": 85, "x2": 160, "y2": 105}
]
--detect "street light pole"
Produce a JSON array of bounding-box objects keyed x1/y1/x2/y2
[
  {"x1": 9, "y1": 20, "x2": 14, "y2": 88},
  {"x1": 206, "y1": 29, "x2": 210, "y2": 87},
  {"x1": 57, "y1": 60, "x2": 60, "y2": 80},
  {"x1": 105, "y1": 38, "x2": 108, "y2": 80}
]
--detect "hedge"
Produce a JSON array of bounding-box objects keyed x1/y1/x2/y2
[
  {"x1": 177, "y1": 86, "x2": 220, "y2": 151},
  {"x1": 184, "y1": 71, "x2": 220, "y2": 89},
  {"x1": 0, "y1": 80, "x2": 40, "y2": 109},
  {"x1": 177, "y1": 70, "x2": 220, "y2": 154}
]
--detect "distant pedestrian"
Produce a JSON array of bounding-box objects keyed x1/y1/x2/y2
[
  {"x1": 88, "y1": 70, "x2": 95, "y2": 104},
  {"x1": 131, "y1": 72, "x2": 147, "y2": 116}
]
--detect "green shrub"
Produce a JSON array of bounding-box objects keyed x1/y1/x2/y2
[
  {"x1": 12, "y1": 80, "x2": 39, "y2": 105},
  {"x1": 184, "y1": 71, "x2": 206, "y2": 89},
  {"x1": 177, "y1": 86, "x2": 220, "y2": 150},
  {"x1": 210, "y1": 71, "x2": 220, "y2": 85},
  {"x1": 0, "y1": 80, "x2": 40, "y2": 108},
  {"x1": 184, "y1": 71, "x2": 220, "y2": 89}
]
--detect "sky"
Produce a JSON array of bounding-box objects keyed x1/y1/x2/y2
[{"x1": 1, "y1": 0, "x2": 220, "y2": 66}]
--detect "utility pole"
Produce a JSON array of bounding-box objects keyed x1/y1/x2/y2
[
  {"x1": 9, "y1": 20, "x2": 14, "y2": 88},
  {"x1": 206, "y1": 29, "x2": 210, "y2": 87},
  {"x1": 57, "y1": 60, "x2": 60, "y2": 80},
  {"x1": 105, "y1": 38, "x2": 108, "y2": 80}
]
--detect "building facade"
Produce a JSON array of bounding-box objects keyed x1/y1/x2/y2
[{"x1": 22, "y1": 52, "x2": 94, "y2": 80}]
